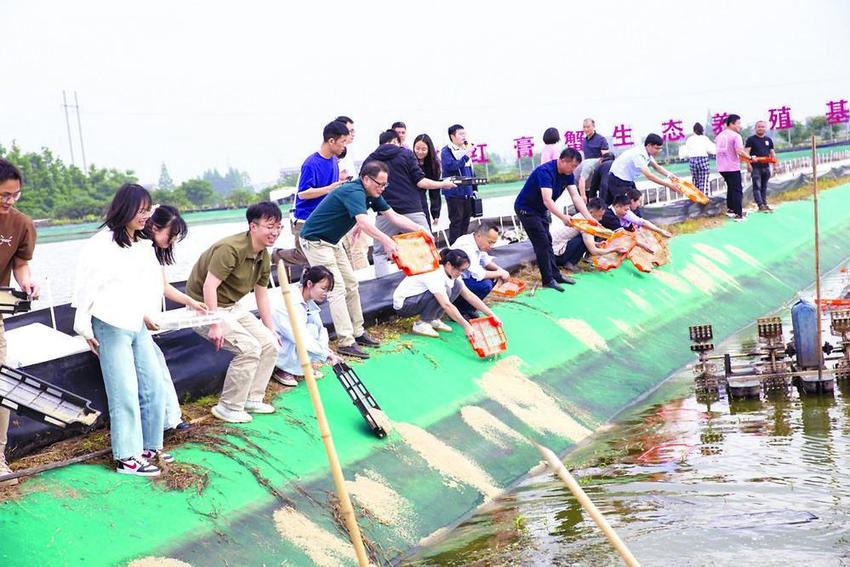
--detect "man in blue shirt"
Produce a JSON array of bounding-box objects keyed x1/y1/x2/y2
[
  {"x1": 440, "y1": 124, "x2": 476, "y2": 244},
  {"x1": 514, "y1": 148, "x2": 595, "y2": 292},
  {"x1": 291, "y1": 121, "x2": 350, "y2": 261},
  {"x1": 582, "y1": 118, "x2": 609, "y2": 159}
]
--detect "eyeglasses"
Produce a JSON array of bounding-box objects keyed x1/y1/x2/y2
[
  {"x1": 0, "y1": 191, "x2": 22, "y2": 203},
  {"x1": 368, "y1": 176, "x2": 389, "y2": 189}
]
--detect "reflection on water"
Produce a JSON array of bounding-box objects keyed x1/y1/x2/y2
[{"x1": 404, "y1": 270, "x2": 850, "y2": 567}]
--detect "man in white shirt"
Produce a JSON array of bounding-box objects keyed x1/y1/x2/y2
[
  {"x1": 608, "y1": 134, "x2": 678, "y2": 203},
  {"x1": 450, "y1": 224, "x2": 509, "y2": 319}
]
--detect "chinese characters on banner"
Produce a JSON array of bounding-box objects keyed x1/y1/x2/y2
[
  {"x1": 710, "y1": 113, "x2": 728, "y2": 135},
  {"x1": 826, "y1": 100, "x2": 850, "y2": 125},
  {"x1": 514, "y1": 136, "x2": 534, "y2": 178},
  {"x1": 768, "y1": 106, "x2": 792, "y2": 130},
  {"x1": 661, "y1": 119, "x2": 685, "y2": 142},
  {"x1": 564, "y1": 130, "x2": 584, "y2": 151},
  {"x1": 470, "y1": 143, "x2": 489, "y2": 164},
  {"x1": 611, "y1": 124, "x2": 633, "y2": 147},
  {"x1": 513, "y1": 136, "x2": 534, "y2": 159}
]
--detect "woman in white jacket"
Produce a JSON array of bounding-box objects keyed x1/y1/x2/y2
[
  {"x1": 680, "y1": 123, "x2": 716, "y2": 192},
  {"x1": 271, "y1": 265, "x2": 341, "y2": 386},
  {"x1": 73, "y1": 184, "x2": 169, "y2": 477}
]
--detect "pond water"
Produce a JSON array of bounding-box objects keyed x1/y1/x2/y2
[{"x1": 403, "y1": 267, "x2": 850, "y2": 566}]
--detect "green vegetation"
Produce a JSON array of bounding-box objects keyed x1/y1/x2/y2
[{"x1": 1, "y1": 143, "x2": 263, "y2": 223}]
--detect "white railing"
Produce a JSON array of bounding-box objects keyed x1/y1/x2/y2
[{"x1": 642, "y1": 149, "x2": 850, "y2": 206}]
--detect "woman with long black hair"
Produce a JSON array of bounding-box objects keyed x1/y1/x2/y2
[
  {"x1": 143, "y1": 205, "x2": 208, "y2": 432},
  {"x1": 73, "y1": 184, "x2": 169, "y2": 477},
  {"x1": 412, "y1": 133, "x2": 443, "y2": 230}
]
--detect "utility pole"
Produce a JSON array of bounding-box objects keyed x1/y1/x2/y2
[
  {"x1": 74, "y1": 91, "x2": 88, "y2": 171},
  {"x1": 62, "y1": 90, "x2": 76, "y2": 167}
]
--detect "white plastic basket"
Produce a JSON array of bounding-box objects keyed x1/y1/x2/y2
[{"x1": 151, "y1": 308, "x2": 224, "y2": 331}]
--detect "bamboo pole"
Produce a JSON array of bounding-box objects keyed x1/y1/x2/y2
[
  {"x1": 812, "y1": 136, "x2": 823, "y2": 381},
  {"x1": 535, "y1": 443, "x2": 640, "y2": 567},
  {"x1": 276, "y1": 261, "x2": 370, "y2": 567}
]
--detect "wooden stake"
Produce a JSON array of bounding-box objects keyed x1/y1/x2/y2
[
  {"x1": 812, "y1": 136, "x2": 824, "y2": 381},
  {"x1": 276, "y1": 261, "x2": 370, "y2": 567},
  {"x1": 535, "y1": 443, "x2": 641, "y2": 567}
]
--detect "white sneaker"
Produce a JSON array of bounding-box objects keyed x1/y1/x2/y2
[
  {"x1": 211, "y1": 404, "x2": 253, "y2": 423},
  {"x1": 0, "y1": 458, "x2": 18, "y2": 486},
  {"x1": 141, "y1": 448, "x2": 174, "y2": 464},
  {"x1": 412, "y1": 321, "x2": 439, "y2": 338},
  {"x1": 116, "y1": 455, "x2": 161, "y2": 477},
  {"x1": 430, "y1": 319, "x2": 452, "y2": 332},
  {"x1": 244, "y1": 400, "x2": 276, "y2": 414}
]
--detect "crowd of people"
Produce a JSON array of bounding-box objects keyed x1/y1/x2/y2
[{"x1": 0, "y1": 112, "x2": 774, "y2": 480}]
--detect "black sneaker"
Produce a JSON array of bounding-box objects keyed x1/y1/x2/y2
[
  {"x1": 116, "y1": 456, "x2": 161, "y2": 477},
  {"x1": 337, "y1": 344, "x2": 370, "y2": 359},
  {"x1": 355, "y1": 332, "x2": 381, "y2": 348},
  {"x1": 554, "y1": 273, "x2": 576, "y2": 285},
  {"x1": 543, "y1": 280, "x2": 565, "y2": 292}
]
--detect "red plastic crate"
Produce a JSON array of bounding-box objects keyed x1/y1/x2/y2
[
  {"x1": 391, "y1": 230, "x2": 440, "y2": 276},
  {"x1": 491, "y1": 277, "x2": 526, "y2": 297},
  {"x1": 467, "y1": 316, "x2": 507, "y2": 358}
]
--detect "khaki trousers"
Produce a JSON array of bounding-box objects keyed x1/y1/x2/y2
[
  {"x1": 300, "y1": 238, "x2": 364, "y2": 347},
  {"x1": 195, "y1": 306, "x2": 279, "y2": 412}
]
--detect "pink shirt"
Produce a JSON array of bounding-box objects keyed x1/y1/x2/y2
[
  {"x1": 715, "y1": 128, "x2": 743, "y2": 172},
  {"x1": 540, "y1": 144, "x2": 560, "y2": 164}
]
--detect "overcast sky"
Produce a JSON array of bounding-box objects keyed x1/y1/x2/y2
[{"x1": 2, "y1": 0, "x2": 849, "y2": 185}]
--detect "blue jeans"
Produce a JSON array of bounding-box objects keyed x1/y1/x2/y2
[
  {"x1": 93, "y1": 318, "x2": 165, "y2": 459},
  {"x1": 152, "y1": 343, "x2": 182, "y2": 430},
  {"x1": 453, "y1": 275, "x2": 494, "y2": 315}
]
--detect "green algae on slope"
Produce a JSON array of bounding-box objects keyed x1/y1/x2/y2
[{"x1": 3, "y1": 184, "x2": 850, "y2": 566}]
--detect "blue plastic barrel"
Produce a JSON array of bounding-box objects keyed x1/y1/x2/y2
[{"x1": 791, "y1": 299, "x2": 819, "y2": 369}]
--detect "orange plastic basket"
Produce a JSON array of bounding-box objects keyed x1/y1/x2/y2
[
  {"x1": 816, "y1": 298, "x2": 850, "y2": 311},
  {"x1": 592, "y1": 230, "x2": 636, "y2": 272},
  {"x1": 467, "y1": 316, "x2": 507, "y2": 358},
  {"x1": 491, "y1": 277, "x2": 526, "y2": 297},
  {"x1": 568, "y1": 217, "x2": 614, "y2": 239},
  {"x1": 740, "y1": 155, "x2": 777, "y2": 165},
  {"x1": 671, "y1": 177, "x2": 709, "y2": 205},
  {"x1": 391, "y1": 230, "x2": 439, "y2": 276}
]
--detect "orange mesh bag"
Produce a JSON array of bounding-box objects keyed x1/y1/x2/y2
[
  {"x1": 670, "y1": 177, "x2": 709, "y2": 205},
  {"x1": 628, "y1": 229, "x2": 670, "y2": 273},
  {"x1": 592, "y1": 229, "x2": 636, "y2": 272},
  {"x1": 392, "y1": 230, "x2": 439, "y2": 276},
  {"x1": 467, "y1": 316, "x2": 507, "y2": 358},
  {"x1": 491, "y1": 277, "x2": 526, "y2": 297}
]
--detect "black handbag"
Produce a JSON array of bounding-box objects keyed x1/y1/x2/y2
[{"x1": 471, "y1": 191, "x2": 483, "y2": 217}]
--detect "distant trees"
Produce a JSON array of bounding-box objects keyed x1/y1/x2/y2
[
  {"x1": 1, "y1": 143, "x2": 136, "y2": 221},
  {"x1": 202, "y1": 167, "x2": 252, "y2": 196},
  {"x1": 158, "y1": 163, "x2": 175, "y2": 190}
]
